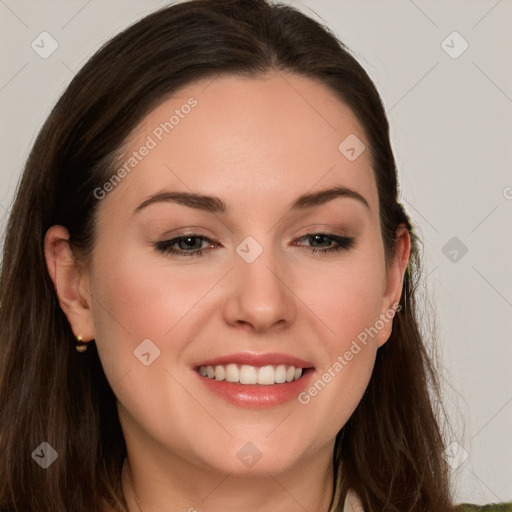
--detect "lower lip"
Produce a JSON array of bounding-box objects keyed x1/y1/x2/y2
[{"x1": 195, "y1": 369, "x2": 315, "y2": 408}]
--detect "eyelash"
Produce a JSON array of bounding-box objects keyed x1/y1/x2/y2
[{"x1": 154, "y1": 233, "x2": 355, "y2": 258}]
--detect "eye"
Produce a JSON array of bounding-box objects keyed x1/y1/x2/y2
[
  {"x1": 155, "y1": 235, "x2": 217, "y2": 258},
  {"x1": 154, "y1": 232, "x2": 355, "y2": 258},
  {"x1": 294, "y1": 233, "x2": 355, "y2": 254}
]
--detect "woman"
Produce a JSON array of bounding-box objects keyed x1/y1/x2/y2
[{"x1": 0, "y1": 0, "x2": 508, "y2": 511}]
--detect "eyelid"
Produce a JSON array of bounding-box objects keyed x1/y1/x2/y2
[
  {"x1": 290, "y1": 223, "x2": 353, "y2": 238},
  {"x1": 159, "y1": 226, "x2": 217, "y2": 239}
]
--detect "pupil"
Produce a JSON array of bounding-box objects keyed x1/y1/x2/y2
[
  {"x1": 181, "y1": 237, "x2": 200, "y2": 249},
  {"x1": 313, "y1": 235, "x2": 328, "y2": 246}
]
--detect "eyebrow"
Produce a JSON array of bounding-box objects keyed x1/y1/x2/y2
[{"x1": 134, "y1": 185, "x2": 370, "y2": 215}]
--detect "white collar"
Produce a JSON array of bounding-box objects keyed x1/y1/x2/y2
[
  {"x1": 342, "y1": 488, "x2": 364, "y2": 511},
  {"x1": 327, "y1": 460, "x2": 364, "y2": 512}
]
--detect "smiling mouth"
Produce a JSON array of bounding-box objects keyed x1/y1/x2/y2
[{"x1": 197, "y1": 364, "x2": 305, "y2": 385}]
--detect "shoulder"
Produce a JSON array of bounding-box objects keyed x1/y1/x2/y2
[
  {"x1": 338, "y1": 488, "x2": 512, "y2": 512},
  {"x1": 341, "y1": 495, "x2": 512, "y2": 512},
  {"x1": 454, "y1": 503, "x2": 512, "y2": 511}
]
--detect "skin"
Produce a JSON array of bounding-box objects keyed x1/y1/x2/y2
[{"x1": 45, "y1": 72, "x2": 410, "y2": 512}]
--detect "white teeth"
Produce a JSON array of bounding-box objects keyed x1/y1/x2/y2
[
  {"x1": 198, "y1": 363, "x2": 305, "y2": 385},
  {"x1": 258, "y1": 365, "x2": 275, "y2": 385},
  {"x1": 214, "y1": 365, "x2": 225, "y2": 381},
  {"x1": 225, "y1": 363, "x2": 239, "y2": 383},
  {"x1": 274, "y1": 364, "x2": 287, "y2": 383},
  {"x1": 240, "y1": 365, "x2": 258, "y2": 384}
]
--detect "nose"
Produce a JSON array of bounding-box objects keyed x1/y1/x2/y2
[{"x1": 222, "y1": 241, "x2": 297, "y2": 333}]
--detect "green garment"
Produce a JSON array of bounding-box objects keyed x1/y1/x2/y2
[{"x1": 456, "y1": 503, "x2": 512, "y2": 511}]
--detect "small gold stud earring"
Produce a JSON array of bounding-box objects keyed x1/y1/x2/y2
[{"x1": 75, "y1": 335, "x2": 88, "y2": 353}]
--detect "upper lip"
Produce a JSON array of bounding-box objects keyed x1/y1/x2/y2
[{"x1": 194, "y1": 352, "x2": 314, "y2": 369}]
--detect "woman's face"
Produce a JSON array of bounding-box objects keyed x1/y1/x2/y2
[{"x1": 71, "y1": 72, "x2": 408, "y2": 476}]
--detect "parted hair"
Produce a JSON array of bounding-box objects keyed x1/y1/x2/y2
[{"x1": 0, "y1": 0, "x2": 454, "y2": 510}]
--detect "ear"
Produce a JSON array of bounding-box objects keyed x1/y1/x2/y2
[
  {"x1": 44, "y1": 225, "x2": 96, "y2": 344},
  {"x1": 376, "y1": 223, "x2": 411, "y2": 348}
]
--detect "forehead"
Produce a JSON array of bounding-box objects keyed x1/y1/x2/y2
[{"x1": 99, "y1": 72, "x2": 378, "y2": 222}]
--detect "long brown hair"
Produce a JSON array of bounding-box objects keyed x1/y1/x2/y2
[{"x1": 0, "y1": 0, "x2": 454, "y2": 510}]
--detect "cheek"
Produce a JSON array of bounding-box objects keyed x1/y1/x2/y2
[
  {"x1": 92, "y1": 246, "x2": 212, "y2": 335},
  {"x1": 309, "y1": 253, "x2": 386, "y2": 348},
  {"x1": 88, "y1": 232, "x2": 387, "y2": 449},
  {"x1": 296, "y1": 251, "x2": 385, "y2": 436},
  {"x1": 88, "y1": 246, "x2": 212, "y2": 384},
  {"x1": 88, "y1": 249, "x2": 215, "y2": 450}
]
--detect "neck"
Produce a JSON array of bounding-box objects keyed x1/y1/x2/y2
[{"x1": 122, "y1": 449, "x2": 336, "y2": 512}]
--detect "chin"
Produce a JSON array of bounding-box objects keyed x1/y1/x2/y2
[{"x1": 189, "y1": 434, "x2": 310, "y2": 477}]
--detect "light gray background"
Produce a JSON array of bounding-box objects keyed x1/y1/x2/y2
[{"x1": 1, "y1": 0, "x2": 511, "y2": 505}]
